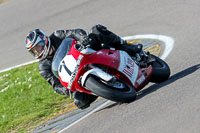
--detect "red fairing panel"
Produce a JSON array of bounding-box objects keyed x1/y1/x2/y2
[
  {"x1": 79, "y1": 49, "x2": 121, "y2": 69},
  {"x1": 72, "y1": 49, "x2": 121, "y2": 93},
  {"x1": 134, "y1": 66, "x2": 152, "y2": 91}
]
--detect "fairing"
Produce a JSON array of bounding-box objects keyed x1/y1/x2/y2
[{"x1": 53, "y1": 38, "x2": 152, "y2": 94}]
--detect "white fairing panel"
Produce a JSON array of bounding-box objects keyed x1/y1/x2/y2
[
  {"x1": 81, "y1": 68, "x2": 113, "y2": 86},
  {"x1": 118, "y1": 51, "x2": 139, "y2": 85},
  {"x1": 58, "y1": 55, "x2": 76, "y2": 83}
]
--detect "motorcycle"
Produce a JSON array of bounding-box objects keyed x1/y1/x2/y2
[{"x1": 52, "y1": 38, "x2": 170, "y2": 103}]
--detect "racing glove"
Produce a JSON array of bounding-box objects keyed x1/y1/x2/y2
[
  {"x1": 73, "y1": 91, "x2": 98, "y2": 109},
  {"x1": 80, "y1": 35, "x2": 92, "y2": 47}
]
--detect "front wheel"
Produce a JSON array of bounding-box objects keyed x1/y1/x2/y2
[
  {"x1": 84, "y1": 75, "x2": 136, "y2": 103},
  {"x1": 149, "y1": 55, "x2": 170, "y2": 83}
]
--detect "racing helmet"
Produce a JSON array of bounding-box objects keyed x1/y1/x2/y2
[{"x1": 25, "y1": 29, "x2": 51, "y2": 59}]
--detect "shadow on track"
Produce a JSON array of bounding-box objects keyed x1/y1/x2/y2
[
  {"x1": 137, "y1": 64, "x2": 200, "y2": 100},
  {"x1": 97, "y1": 64, "x2": 200, "y2": 111}
]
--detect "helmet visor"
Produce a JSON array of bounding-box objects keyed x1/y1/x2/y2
[{"x1": 29, "y1": 40, "x2": 46, "y2": 58}]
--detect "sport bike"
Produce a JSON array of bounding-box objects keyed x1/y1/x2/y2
[{"x1": 52, "y1": 38, "x2": 170, "y2": 102}]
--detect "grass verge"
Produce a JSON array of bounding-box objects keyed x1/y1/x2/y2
[{"x1": 0, "y1": 62, "x2": 73, "y2": 133}]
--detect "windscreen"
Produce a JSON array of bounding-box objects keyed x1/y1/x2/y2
[{"x1": 52, "y1": 38, "x2": 73, "y2": 79}]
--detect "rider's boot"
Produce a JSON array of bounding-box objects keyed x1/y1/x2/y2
[
  {"x1": 88, "y1": 24, "x2": 143, "y2": 55},
  {"x1": 120, "y1": 41, "x2": 143, "y2": 56}
]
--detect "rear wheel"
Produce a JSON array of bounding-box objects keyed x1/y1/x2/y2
[
  {"x1": 149, "y1": 55, "x2": 170, "y2": 83},
  {"x1": 84, "y1": 75, "x2": 136, "y2": 103}
]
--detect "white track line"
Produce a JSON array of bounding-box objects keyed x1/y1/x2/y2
[
  {"x1": 58, "y1": 34, "x2": 175, "y2": 132},
  {"x1": 58, "y1": 100, "x2": 111, "y2": 133},
  {"x1": 0, "y1": 34, "x2": 174, "y2": 130},
  {"x1": 0, "y1": 60, "x2": 38, "y2": 73},
  {"x1": 0, "y1": 34, "x2": 175, "y2": 128},
  {"x1": 122, "y1": 34, "x2": 174, "y2": 60},
  {"x1": 0, "y1": 34, "x2": 174, "y2": 73}
]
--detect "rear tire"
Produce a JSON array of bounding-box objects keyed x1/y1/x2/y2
[
  {"x1": 150, "y1": 55, "x2": 170, "y2": 83},
  {"x1": 85, "y1": 75, "x2": 136, "y2": 103}
]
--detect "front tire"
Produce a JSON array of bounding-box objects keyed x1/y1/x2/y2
[
  {"x1": 85, "y1": 75, "x2": 136, "y2": 103},
  {"x1": 150, "y1": 55, "x2": 170, "y2": 83}
]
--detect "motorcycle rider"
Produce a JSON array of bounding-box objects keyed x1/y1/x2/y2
[{"x1": 25, "y1": 24, "x2": 143, "y2": 109}]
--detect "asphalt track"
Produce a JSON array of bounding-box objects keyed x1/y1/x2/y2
[{"x1": 1, "y1": 0, "x2": 200, "y2": 133}]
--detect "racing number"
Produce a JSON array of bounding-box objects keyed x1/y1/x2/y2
[{"x1": 59, "y1": 60, "x2": 72, "y2": 76}]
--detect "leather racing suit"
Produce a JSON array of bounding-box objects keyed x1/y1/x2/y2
[{"x1": 38, "y1": 24, "x2": 141, "y2": 109}]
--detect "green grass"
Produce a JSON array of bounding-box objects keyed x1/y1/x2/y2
[{"x1": 0, "y1": 62, "x2": 73, "y2": 133}]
